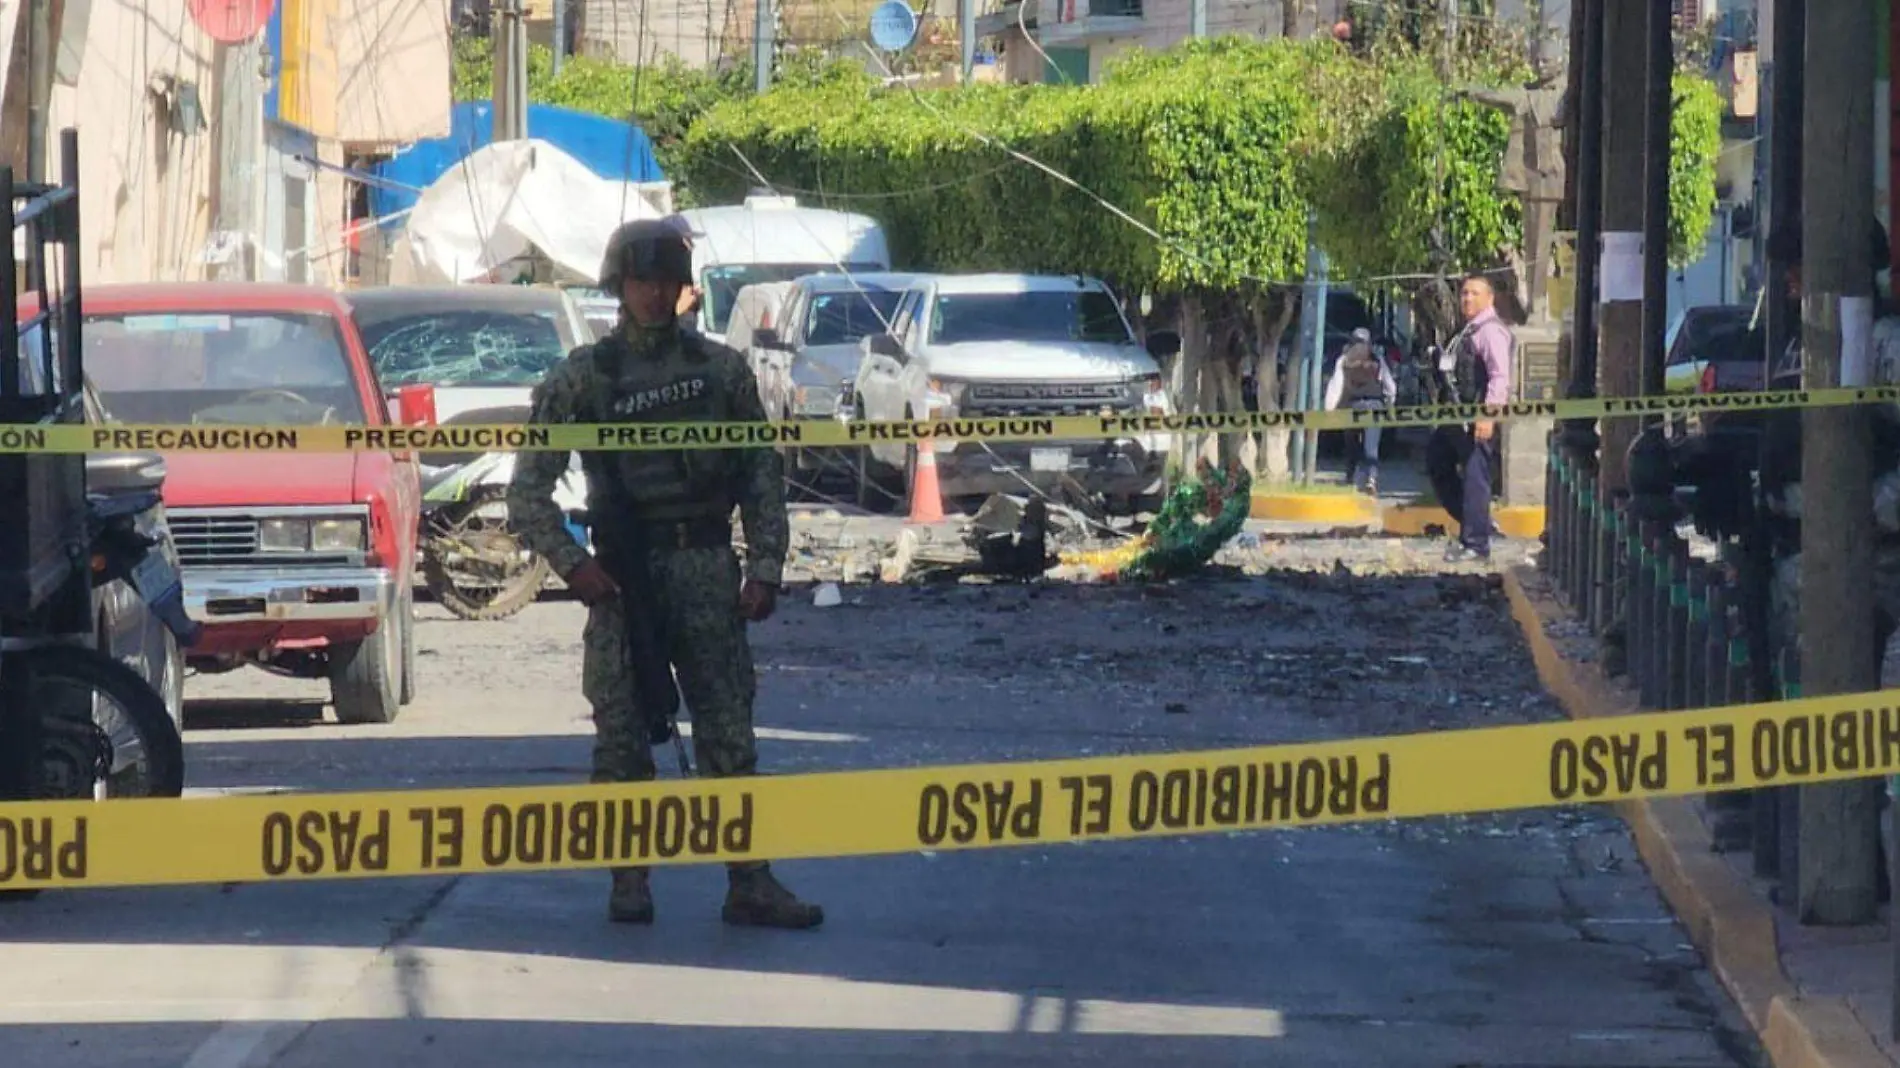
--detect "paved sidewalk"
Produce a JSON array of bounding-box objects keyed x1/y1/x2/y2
[{"x1": 1503, "y1": 563, "x2": 1899, "y2": 1068}]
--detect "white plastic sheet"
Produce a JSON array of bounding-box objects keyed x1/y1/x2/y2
[{"x1": 388, "y1": 139, "x2": 675, "y2": 285}]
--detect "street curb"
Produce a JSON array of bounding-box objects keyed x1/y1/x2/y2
[
  {"x1": 1248, "y1": 492, "x2": 1380, "y2": 524},
  {"x1": 1501, "y1": 565, "x2": 1895, "y2": 1068},
  {"x1": 1383, "y1": 503, "x2": 1546, "y2": 539}
]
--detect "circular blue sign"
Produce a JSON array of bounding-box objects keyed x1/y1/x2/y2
[{"x1": 868, "y1": 0, "x2": 918, "y2": 51}]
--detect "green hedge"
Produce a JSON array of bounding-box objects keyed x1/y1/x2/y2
[{"x1": 679, "y1": 37, "x2": 1726, "y2": 289}]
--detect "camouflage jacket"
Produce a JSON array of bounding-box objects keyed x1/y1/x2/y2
[{"x1": 505, "y1": 320, "x2": 790, "y2": 586}]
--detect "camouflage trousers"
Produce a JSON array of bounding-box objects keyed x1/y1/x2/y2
[{"x1": 581, "y1": 545, "x2": 759, "y2": 782}]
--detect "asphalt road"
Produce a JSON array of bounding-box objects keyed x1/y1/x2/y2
[{"x1": 0, "y1": 537, "x2": 1761, "y2": 1068}]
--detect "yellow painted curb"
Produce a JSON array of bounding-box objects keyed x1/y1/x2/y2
[
  {"x1": 1382, "y1": 503, "x2": 1546, "y2": 539},
  {"x1": 1248, "y1": 492, "x2": 1379, "y2": 524},
  {"x1": 1502, "y1": 565, "x2": 1895, "y2": 1068}
]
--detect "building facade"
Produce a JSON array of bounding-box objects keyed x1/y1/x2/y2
[{"x1": 1, "y1": 0, "x2": 451, "y2": 286}]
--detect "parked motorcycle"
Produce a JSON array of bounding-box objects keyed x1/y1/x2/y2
[
  {"x1": 16, "y1": 487, "x2": 198, "y2": 806},
  {"x1": 418, "y1": 448, "x2": 589, "y2": 621}
]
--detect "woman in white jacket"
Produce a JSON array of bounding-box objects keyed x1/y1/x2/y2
[{"x1": 1324, "y1": 328, "x2": 1398, "y2": 495}]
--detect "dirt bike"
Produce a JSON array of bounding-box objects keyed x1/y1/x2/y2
[{"x1": 419, "y1": 450, "x2": 589, "y2": 621}]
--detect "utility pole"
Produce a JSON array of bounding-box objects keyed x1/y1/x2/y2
[
  {"x1": 1796, "y1": 0, "x2": 1880, "y2": 929},
  {"x1": 755, "y1": 0, "x2": 773, "y2": 94},
  {"x1": 212, "y1": 40, "x2": 263, "y2": 281},
  {"x1": 960, "y1": 0, "x2": 975, "y2": 84},
  {"x1": 493, "y1": 0, "x2": 528, "y2": 141},
  {"x1": 553, "y1": 0, "x2": 565, "y2": 75},
  {"x1": 1593, "y1": 0, "x2": 1646, "y2": 492},
  {"x1": 1764, "y1": 0, "x2": 1804, "y2": 386},
  {"x1": 1637, "y1": 0, "x2": 1669, "y2": 410},
  {"x1": 1191, "y1": 0, "x2": 1206, "y2": 39},
  {"x1": 24, "y1": 0, "x2": 48, "y2": 184}
]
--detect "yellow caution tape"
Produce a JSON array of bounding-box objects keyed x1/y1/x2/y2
[
  {"x1": 0, "y1": 386, "x2": 1888, "y2": 454},
  {"x1": 3, "y1": 688, "x2": 1898, "y2": 890}
]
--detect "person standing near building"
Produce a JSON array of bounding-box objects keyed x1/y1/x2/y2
[
  {"x1": 507, "y1": 217, "x2": 823, "y2": 931},
  {"x1": 1425, "y1": 275, "x2": 1515, "y2": 562},
  {"x1": 1323, "y1": 327, "x2": 1397, "y2": 495}
]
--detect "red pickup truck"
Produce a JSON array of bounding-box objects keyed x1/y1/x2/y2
[{"x1": 79, "y1": 283, "x2": 422, "y2": 724}]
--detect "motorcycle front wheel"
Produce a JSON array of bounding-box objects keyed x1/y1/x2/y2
[{"x1": 421, "y1": 491, "x2": 550, "y2": 622}]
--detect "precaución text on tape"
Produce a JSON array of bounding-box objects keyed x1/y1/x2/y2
[{"x1": 0, "y1": 386, "x2": 1893, "y2": 454}]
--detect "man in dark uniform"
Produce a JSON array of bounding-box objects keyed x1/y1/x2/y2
[
  {"x1": 1426, "y1": 274, "x2": 1516, "y2": 561},
  {"x1": 506, "y1": 217, "x2": 823, "y2": 930}
]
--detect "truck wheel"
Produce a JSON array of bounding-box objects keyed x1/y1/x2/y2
[
  {"x1": 330, "y1": 594, "x2": 403, "y2": 725},
  {"x1": 398, "y1": 585, "x2": 417, "y2": 706}
]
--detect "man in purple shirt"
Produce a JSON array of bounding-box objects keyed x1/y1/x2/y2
[{"x1": 1425, "y1": 275, "x2": 1514, "y2": 562}]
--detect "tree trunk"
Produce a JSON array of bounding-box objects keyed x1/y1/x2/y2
[
  {"x1": 1172, "y1": 294, "x2": 1208, "y2": 471},
  {"x1": 1252, "y1": 290, "x2": 1296, "y2": 480}
]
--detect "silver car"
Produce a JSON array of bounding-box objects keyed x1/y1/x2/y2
[{"x1": 750, "y1": 272, "x2": 918, "y2": 493}]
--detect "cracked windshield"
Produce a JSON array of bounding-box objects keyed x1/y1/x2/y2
[
  {"x1": 83, "y1": 311, "x2": 366, "y2": 425},
  {"x1": 357, "y1": 309, "x2": 568, "y2": 388}
]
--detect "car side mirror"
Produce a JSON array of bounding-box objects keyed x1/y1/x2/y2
[
  {"x1": 755, "y1": 326, "x2": 790, "y2": 351},
  {"x1": 866, "y1": 333, "x2": 904, "y2": 359},
  {"x1": 394, "y1": 383, "x2": 437, "y2": 426},
  {"x1": 87, "y1": 449, "x2": 167, "y2": 496},
  {"x1": 1145, "y1": 330, "x2": 1182, "y2": 361}
]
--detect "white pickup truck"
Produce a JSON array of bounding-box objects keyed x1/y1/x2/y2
[{"x1": 849, "y1": 273, "x2": 1179, "y2": 515}]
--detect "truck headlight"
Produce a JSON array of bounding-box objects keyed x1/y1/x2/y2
[
  {"x1": 925, "y1": 378, "x2": 966, "y2": 417},
  {"x1": 259, "y1": 517, "x2": 365, "y2": 552},
  {"x1": 311, "y1": 518, "x2": 366, "y2": 552}
]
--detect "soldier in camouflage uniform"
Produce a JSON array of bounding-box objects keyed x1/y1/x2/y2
[{"x1": 506, "y1": 217, "x2": 823, "y2": 930}]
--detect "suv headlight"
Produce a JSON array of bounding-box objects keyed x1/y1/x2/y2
[
  {"x1": 925, "y1": 377, "x2": 967, "y2": 417},
  {"x1": 259, "y1": 517, "x2": 366, "y2": 552}
]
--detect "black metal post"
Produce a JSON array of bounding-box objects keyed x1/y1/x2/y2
[
  {"x1": 1665, "y1": 539, "x2": 1690, "y2": 711},
  {"x1": 1580, "y1": 473, "x2": 1596, "y2": 608},
  {"x1": 1774, "y1": 648, "x2": 1803, "y2": 904},
  {"x1": 1628, "y1": 521, "x2": 1649, "y2": 689},
  {"x1": 1686, "y1": 561, "x2": 1710, "y2": 709}
]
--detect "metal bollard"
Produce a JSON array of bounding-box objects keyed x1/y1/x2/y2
[
  {"x1": 1550, "y1": 447, "x2": 1570, "y2": 588},
  {"x1": 1573, "y1": 476, "x2": 1596, "y2": 611},
  {"x1": 1544, "y1": 443, "x2": 1561, "y2": 578},
  {"x1": 1641, "y1": 525, "x2": 1667, "y2": 708},
  {"x1": 1628, "y1": 520, "x2": 1652, "y2": 691},
  {"x1": 1591, "y1": 486, "x2": 1615, "y2": 634},
  {"x1": 1772, "y1": 648, "x2": 1802, "y2": 901},
  {"x1": 1685, "y1": 561, "x2": 1710, "y2": 711},
  {"x1": 1718, "y1": 599, "x2": 1777, "y2": 878},
  {"x1": 1597, "y1": 491, "x2": 1627, "y2": 641},
  {"x1": 1665, "y1": 539, "x2": 1690, "y2": 712}
]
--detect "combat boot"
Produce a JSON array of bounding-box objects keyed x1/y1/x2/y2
[
  {"x1": 608, "y1": 866, "x2": 654, "y2": 924},
  {"x1": 722, "y1": 862, "x2": 823, "y2": 929}
]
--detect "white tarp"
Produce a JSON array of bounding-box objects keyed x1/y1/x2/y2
[{"x1": 388, "y1": 138, "x2": 674, "y2": 285}]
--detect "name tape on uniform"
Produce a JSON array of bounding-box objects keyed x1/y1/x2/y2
[
  {"x1": 3, "y1": 688, "x2": 1899, "y2": 890},
  {"x1": 0, "y1": 386, "x2": 1886, "y2": 455}
]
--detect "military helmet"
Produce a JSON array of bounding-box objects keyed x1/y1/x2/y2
[{"x1": 598, "y1": 216, "x2": 694, "y2": 293}]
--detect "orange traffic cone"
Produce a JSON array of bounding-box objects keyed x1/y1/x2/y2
[{"x1": 908, "y1": 440, "x2": 947, "y2": 524}]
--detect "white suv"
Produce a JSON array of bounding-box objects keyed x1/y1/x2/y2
[{"x1": 849, "y1": 273, "x2": 1177, "y2": 514}]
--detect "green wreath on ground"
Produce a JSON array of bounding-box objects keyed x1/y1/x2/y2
[{"x1": 1120, "y1": 460, "x2": 1254, "y2": 581}]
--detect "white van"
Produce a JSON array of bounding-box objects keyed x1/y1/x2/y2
[{"x1": 675, "y1": 194, "x2": 892, "y2": 347}]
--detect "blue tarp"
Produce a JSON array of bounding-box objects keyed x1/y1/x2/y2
[{"x1": 369, "y1": 101, "x2": 664, "y2": 229}]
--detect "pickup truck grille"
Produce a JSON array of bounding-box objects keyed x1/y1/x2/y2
[
  {"x1": 165, "y1": 510, "x2": 366, "y2": 568},
  {"x1": 961, "y1": 380, "x2": 1143, "y2": 417},
  {"x1": 168, "y1": 515, "x2": 259, "y2": 565}
]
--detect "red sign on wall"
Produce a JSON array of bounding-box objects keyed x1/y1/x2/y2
[{"x1": 189, "y1": 0, "x2": 277, "y2": 43}]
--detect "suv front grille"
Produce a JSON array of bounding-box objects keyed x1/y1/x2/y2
[
  {"x1": 962, "y1": 380, "x2": 1142, "y2": 417},
  {"x1": 168, "y1": 514, "x2": 259, "y2": 565}
]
